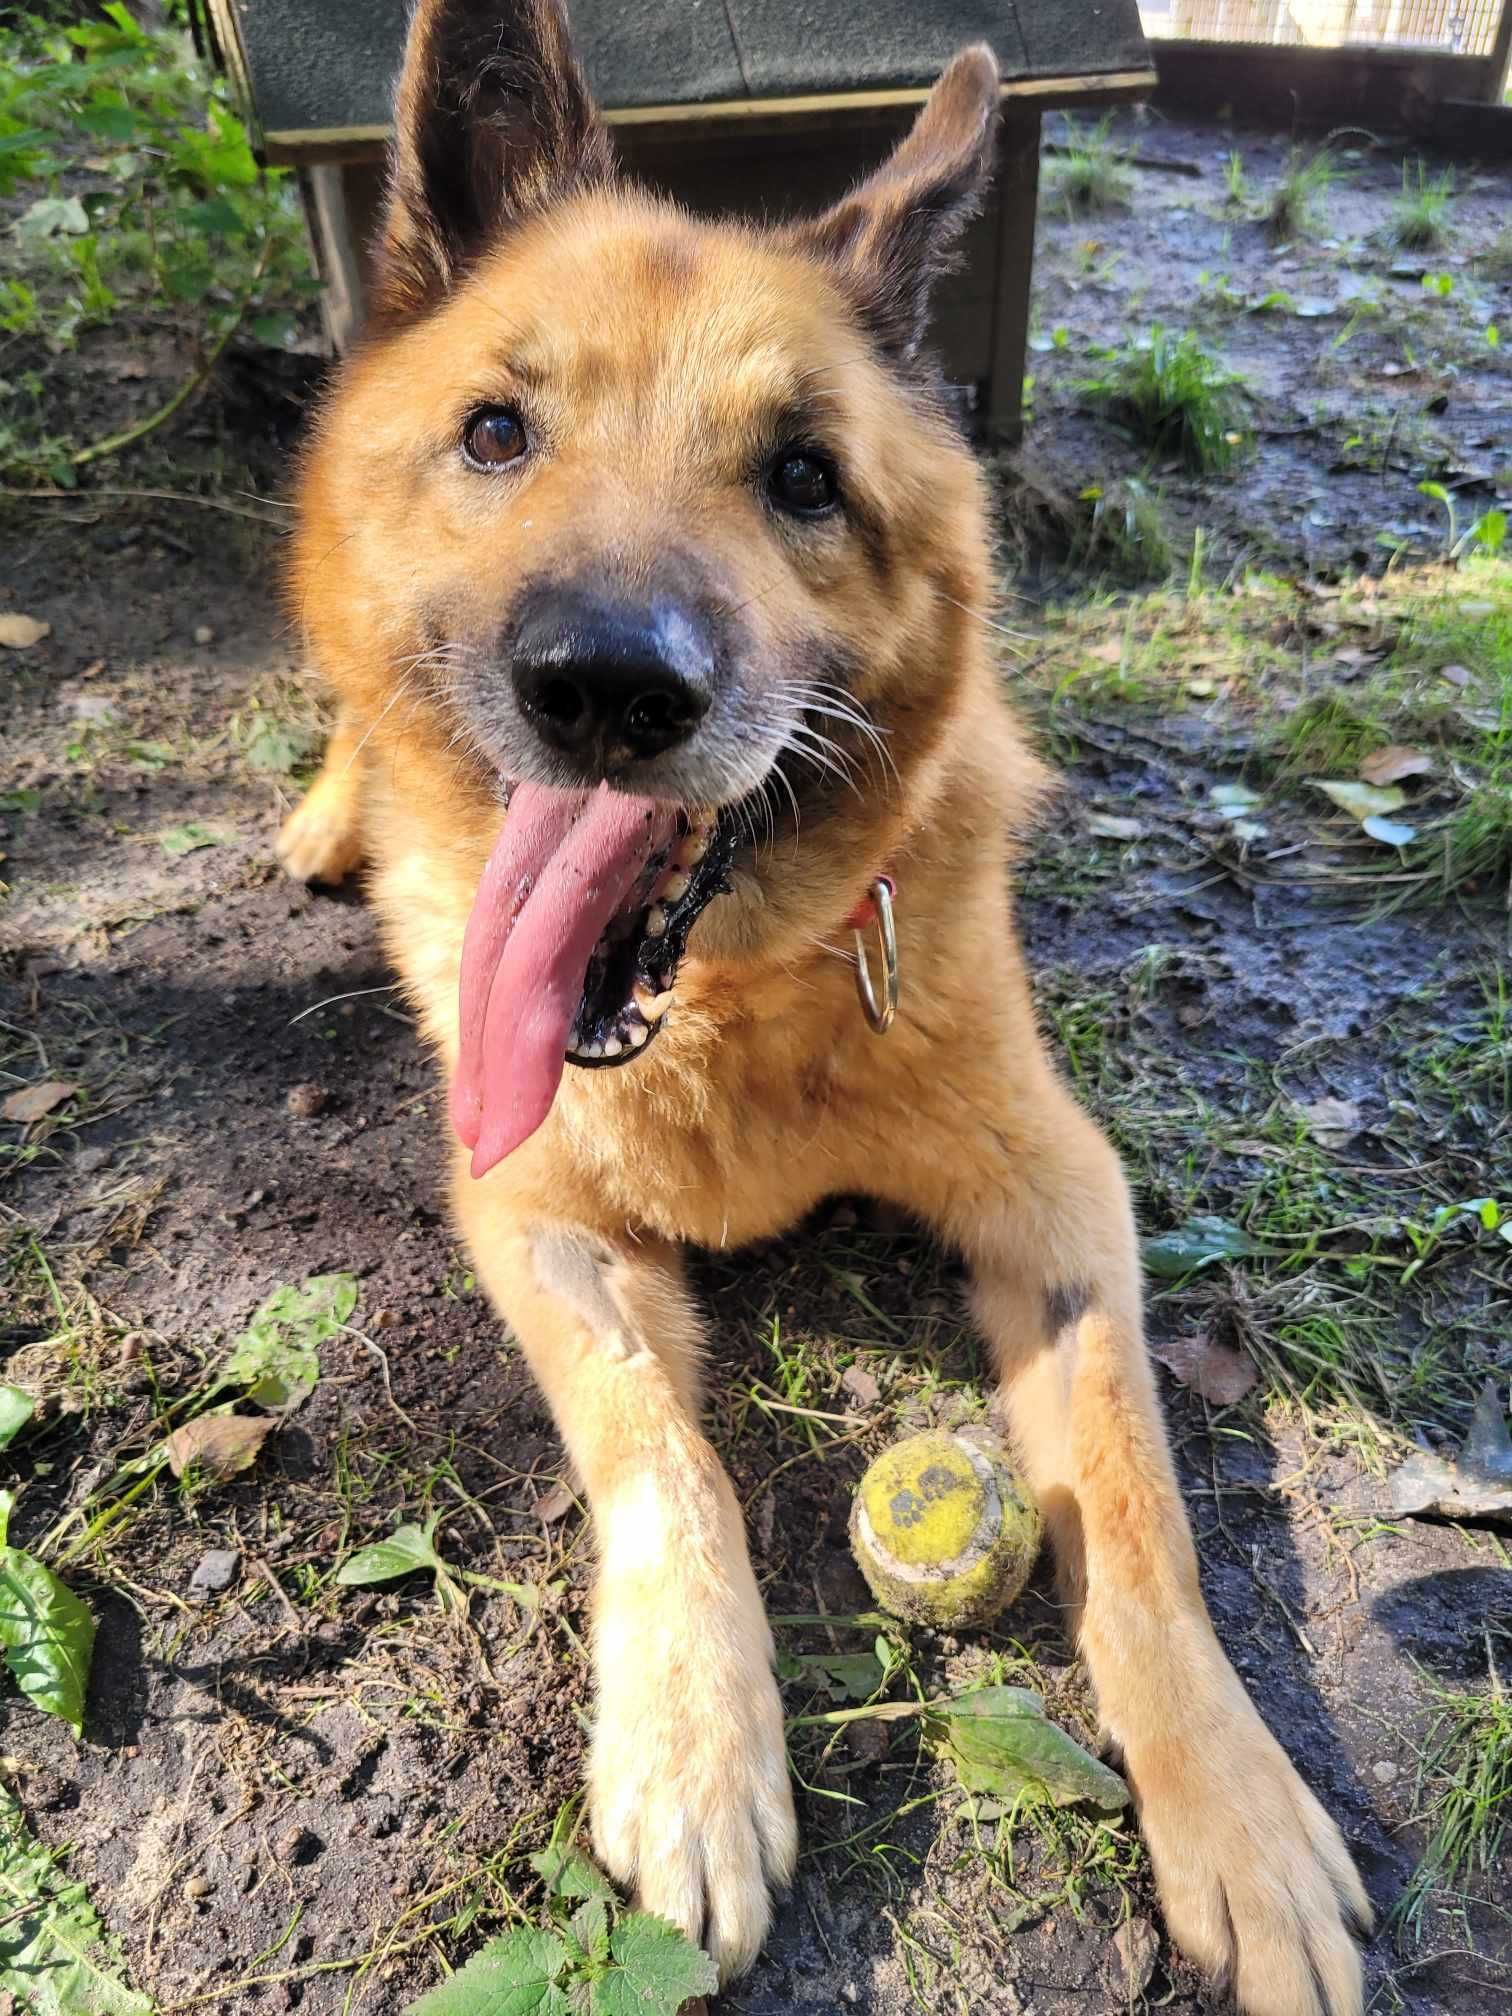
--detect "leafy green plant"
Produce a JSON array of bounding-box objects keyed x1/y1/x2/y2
[
  {"x1": 338, "y1": 1513, "x2": 547, "y2": 1615},
  {"x1": 405, "y1": 1818, "x2": 717, "y2": 2016},
  {"x1": 1223, "y1": 148, "x2": 1249, "y2": 208},
  {"x1": 1079, "y1": 326, "x2": 1251, "y2": 473},
  {"x1": 0, "y1": 1387, "x2": 33, "y2": 1450},
  {"x1": 0, "y1": 1785, "x2": 152, "y2": 2014},
  {"x1": 0, "y1": 1490, "x2": 94, "y2": 1734},
  {"x1": 0, "y1": 5, "x2": 317, "y2": 480},
  {"x1": 1047, "y1": 114, "x2": 1131, "y2": 216},
  {"x1": 1417, "y1": 482, "x2": 1508, "y2": 565},
  {"x1": 1394, "y1": 161, "x2": 1454, "y2": 251},
  {"x1": 1265, "y1": 147, "x2": 1337, "y2": 241}
]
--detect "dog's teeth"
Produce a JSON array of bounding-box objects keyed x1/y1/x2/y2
[
  {"x1": 585, "y1": 1039, "x2": 604, "y2": 1058},
  {"x1": 675, "y1": 831, "x2": 708, "y2": 869},
  {"x1": 633, "y1": 984, "x2": 674, "y2": 1023},
  {"x1": 601, "y1": 1035, "x2": 623, "y2": 1057},
  {"x1": 626, "y1": 1021, "x2": 649, "y2": 1048},
  {"x1": 660, "y1": 872, "x2": 690, "y2": 904},
  {"x1": 646, "y1": 904, "x2": 668, "y2": 937}
]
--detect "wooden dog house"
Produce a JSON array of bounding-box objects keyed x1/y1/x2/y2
[{"x1": 192, "y1": 0, "x2": 1155, "y2": 441}]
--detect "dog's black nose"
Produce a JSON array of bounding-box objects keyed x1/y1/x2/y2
[{"x1": 511, "y1": 589, "x2": 714, "y2": 767}]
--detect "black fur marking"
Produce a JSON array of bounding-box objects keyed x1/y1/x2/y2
[{"x1": 1043, "y1": 1280, "x2": 1092, "y2": 1338}]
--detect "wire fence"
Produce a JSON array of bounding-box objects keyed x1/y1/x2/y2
[{"x1": 1138, "y1": 0, "x2": 1504, "y2": 52}]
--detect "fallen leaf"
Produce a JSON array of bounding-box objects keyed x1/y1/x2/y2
[
  {"x1": 159, "y1": 823, "x2": 220, "y2": 858},
  {"x1": 1310, "y1": 778, "x2": 1407, "y2": 823},
  {"x1": 1152, "y1": 1334, "x2": 1258, "y2": 1406},
  {"x1": 1362, "y1": 814, "x2": 1417, "y2": 846},
  {"x1": 1359, "y1": 745, "x2": 1433, "y2": 786},
  {"x1": 1143, "y1": 1215, "x2": 1261, "y2": 1277},
  {"x1": 164, "y1": 1413, "x2": 272, "y2": 1481},
  {"x1": 1210, "y1": 782, "x2": 1264, "y2": 818},
  {"x1": 841, "y1": 1364, "x2": 882, "y2": 1409},
  {"x1": 926, "y1": 1685, "x2": 1128, "y2": 1811},
  {"x1": 1, "y1": 1081, "x2": 80, "y2": 1125},
  {"x1": 1086, "y1": 812, "x2": 1143, "y2": 841},
  {"x1": 1299, "y1": 1096, "x2": 1361, "y2": 1146},
  {"x1": 1388, "y1": 1381, "x2": 1512, "y2": 1529},
  {"x1": 0, "y1": 615, "x2": 50, "y2": 650},
  {"x1": 1110, "y1": 1918, "x2": 1160, "y2": 1998},
  {"x1": 533, "y1": 1480, "x2": 576, "y2": 1523}
]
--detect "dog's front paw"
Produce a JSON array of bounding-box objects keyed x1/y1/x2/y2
[
  {"x1": 589, "y1": 1555, "x2": 796, "y2": 1980},
  {"x1": 1134, "y1": 1696, "x2": 1371, "y2": 2016},
  {"x1": 276, "y1": 775, "x2": 363, "y2": 885}
]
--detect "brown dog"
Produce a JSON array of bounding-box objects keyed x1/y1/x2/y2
[{"x1": 282, "y1": 4, "x2": 1371, "y2": 2007}]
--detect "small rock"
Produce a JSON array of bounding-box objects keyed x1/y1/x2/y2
[
  {"x1": 193, "y1": 624, "x2": 215, "y2": 645},
  {"x1": 1111, "y1": 1917, "x2": 1159, "y2": 1998},
  {"x1": 371, "y1": 1308, "x2": 399, "y2": 1332},
  {"x1": 185, "y1": 1873, "x2": 210, "y2": 1900},
  {"x1": 189, "y1": 1548, "x2": 240, "y2": 1600},
  {"x1": 285, "y1": 1081, "x2": 329, "y2": 1119},
  {"x1": 276, "y1": 1830, "x2": 322, "y2": 1870},
  {"x1": 1372, "y1": 1759, "x2": 1399, "y2": 1785},
  {"x1": 842, "y1": 1988, "x2": 860, "y2": 2006},
  {"x1": 75, "y1": 1144, "x2": 111, "y2": 1174}
]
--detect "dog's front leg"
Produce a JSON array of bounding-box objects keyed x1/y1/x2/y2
[
  {"x1": 453, "y1": 1184, "x2": 796, "y2": 1979},
  {"x1": 276, "y1": 699, "x2": 366, "y2": 885},
  {"x1": 922, "y1": 1078, "x2": 1370, "y2": 2016}
]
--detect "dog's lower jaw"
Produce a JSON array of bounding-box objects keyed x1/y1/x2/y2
[{"x1": 591, "y1": 1461, "x2": 796, "y2": 1979}]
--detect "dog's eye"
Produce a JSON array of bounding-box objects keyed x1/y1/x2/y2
[
  {"x1": 769, "y1": 449, "x2": 839, "y2": 517},
  {"x1": 463, "y1": 407, "x2": 528, "y2": 469}
]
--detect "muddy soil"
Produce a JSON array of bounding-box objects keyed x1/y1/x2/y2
[
  {"x1": 1, "y1": 114, "x2": 1508, "y2": 2016},
  {"x1": 1024, "y1": 111, "x2": 1512, "y2": 584}
]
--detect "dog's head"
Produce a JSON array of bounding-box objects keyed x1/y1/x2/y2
[{"x1": 296, "y1": 0, "x2": 1002, "y2": 1170}]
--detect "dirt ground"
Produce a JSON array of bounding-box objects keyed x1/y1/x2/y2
[{"x1": 2, "y1": 113, "x2": 1509, "y2": 2015}]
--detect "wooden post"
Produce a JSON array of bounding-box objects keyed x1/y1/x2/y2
[
  {"x1": 299, "y1": 162, "x2": 384, "y2": 353},
  {"x1": 1487, "y1": 0, "x2": 1512, "y2": 101},
  {"x1": 985, "y1": 107, "x2": 1041, "y2": 446}
]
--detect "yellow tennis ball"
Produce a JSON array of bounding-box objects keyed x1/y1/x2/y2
[{"x1": 849, "y1": 1427, "x2": 1042, "y2": 1628}]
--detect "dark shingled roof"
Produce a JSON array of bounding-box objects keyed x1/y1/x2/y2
[{"x1": 212, "y1": 0, "x2": 1147, "y2": 142}]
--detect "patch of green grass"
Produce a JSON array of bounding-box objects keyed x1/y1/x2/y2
[
  {"x1": 1074, "y1": 476, "x2": 1176, "y2": 585},
  {"x1": 1264, "y1": 148, "x2": 1338, "y2": 241},
  {"x1": 1395, "y1": 1645, "x2": 1512, "y2": 1943},
  {"x1": 1223, "y1": 149, "x2": 1250, "y2": 209},
  {"x1": 1478, "y1": 223, "x2": 1512, "y2": 279},
  {"x1": 1393, "y1": 160, "x2": 1455, "y2": 251},
  {"x1": 1078, "y1": 326, "x2": 1250, "y2": 473},
  {"x1": 1046, "y1": 115, "x2": 1132, "y2": 217}
]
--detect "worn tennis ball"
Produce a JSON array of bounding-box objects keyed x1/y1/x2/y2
[{"x1": 849, "y1": 1427, "x2": 1042, "y2": 1629}]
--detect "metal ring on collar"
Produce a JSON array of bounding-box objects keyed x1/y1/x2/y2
[{"x1": 852, "y1": 874, "x2": 898, "y2": 1035}]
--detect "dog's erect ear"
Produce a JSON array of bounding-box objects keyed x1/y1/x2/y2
[
  {"x1": 375, "y1": 0, "x2": 612, "y2": 317},
  {"x1": 793, "y1": 44, "x2": 999, "y2": 366}
]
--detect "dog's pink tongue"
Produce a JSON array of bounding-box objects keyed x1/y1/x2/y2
[{"x1": 452, "y1": 782, "x2": 675, "y2": 1177}]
